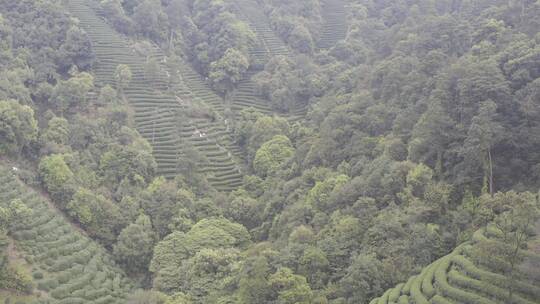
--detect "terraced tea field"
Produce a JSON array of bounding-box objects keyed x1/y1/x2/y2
[
  {"x1": 0, "y1": 167, "x2": 131, "y2": 304},
  {"x1": 232, "y1": 0, "x2": 290, "y2": 64},
  {"x1": 67, "y1": 0, "x2": 243, "y2": 191},
  {"x1": 318, "y1": 0, "x2": 348, "y2": 49},
  {"x1": 224, "y1": 0, "x2": 306, "y2": 120},
  {"x1": 369, "y1": 227, "x2": 540, "y2": 304}
]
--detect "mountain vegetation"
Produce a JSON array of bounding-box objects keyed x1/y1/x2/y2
[{"x1": 0, "y1": 0, "x2": 539, "y2": 303}]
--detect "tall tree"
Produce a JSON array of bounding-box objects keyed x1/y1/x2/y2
[
  {"x1": 114, "y1": 213, "x2": 157, "y2": 274},
  {"x1": 115, "y1": 64, "x2": 132, "y2": 98},
  {"x1": 0, "y1": 99, "x2": 38, "y2": 156},
  {"x1": 461, "y1": 100, "x2": 504, "y2": 196}
]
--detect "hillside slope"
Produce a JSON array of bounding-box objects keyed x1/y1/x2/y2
[
  {"x1": 369, "y1": 227, "x2": 540, "y2": 304},
  {"x1": 317, "y1": 0, "x2": 348, "y2": 49},
  {"x1": 0, "y1": 166, "x2": 131, "y2": 304},
  {"x1": 67, "y1": 0, "x2": 244, "y2": 191},
  {"x1": 225, "y1": 0, "x2": 307, "y2": 121}
]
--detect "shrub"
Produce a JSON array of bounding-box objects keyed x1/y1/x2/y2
[
  {"x1": 421, "y1": 262, "x2": 437, "y2": 298},
  {"x1": 397, "y1": 295, "x2": 409, "y2": 304},
  {"x1": 4, "y1": 263, "x2": 34, "y2": 293},
  {"x1": 434, "y1": 257, "x2": 492, "y2": 304},
  {"x1": 447, "y1": 269, "x2": 533, "y2": 304},
  {"x1": 402, "y1": 275, "x2": 416, "y2": 294},
  {"x1": 388, "y1": 283, "x2": 404, "y2": 302},
  {"x1": 431, "y1": 295, "x2": 455, "y2": 304},
  {"x1": 33, "y1": 271, "x2": 44, "y2": 279},
  {"x1": 410, "y1": 269, "x2": 429, "y2": 304},
  {"x1": 452, "y1": 254, "x2": 540, "y2": 299}
]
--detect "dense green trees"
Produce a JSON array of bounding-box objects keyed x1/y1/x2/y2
[
  {"x1": 114, "y1": 213, "x2": 157, "y2": 274},
  {"x1": 1, "y1": 0, "x2": 540, "y2": 303},
  {"x1": 132, "y1": 0, "x2": 169, "y2": 41},
  {"x1": 52, "y1": 72, "x2": 94, "y2": 114},
  {"x1": 58, "y1": 27, "x2": 94, "y2": 71},
  {"x1": 254, "y1": 55, "x2": 324, "y2": 112},
  {"x1": 262, "y1": 0, "x2": 321, "y2": 53},
  {"x1": 0, "y1": 99, "x2": 38, "y2": 156},
  {"x1": 67, "y1": 187, "x2": 124, "y2": 245},
  {"x1": 38, "y1": 154, "x2": 75, "y2": 202},
  {"x1": 253, "y1": 135, "x2": 295, "y2": 177},
  {"x1": 209, "y1": 48, "x2": 249, "y2": 94},
  {"x1": 150, "y1": 217, "x2": 251, "y2": 299},
  {"x1": 269, "y1": 267, "x2": 314, "y2": 304},
  {"x1": 0, "y1": 0, "x2": 94, "y2": 78},
  {"x1": 186, "y1": 0, "x2": 255, "y2": 74}
]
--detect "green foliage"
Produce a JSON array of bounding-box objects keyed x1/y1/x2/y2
[
  {"x1": 338, "y1": 254, "x2": 387, "y2": 303},
  {"x1": 0, "y1": 99, "x2": 38, "y2": 155},
  {"x1": 38, "y1": 154, "x2": 74, "y2": 202},
  {"x1": 99, "y1": 142, "x2": 156, "y2": 185},
  {"x1": 234, "y1": 112, "x2": 290, "y2": 160},
  {"x1": 40, "y1": 116, "x2": 69, "y2": 153},
  {"x1": 269, "y1": 267, "x2": 313, "y2": 304},
  {"x1": 209, "y1": 48, "x2": 249, "y2": 94},
  {"x1": 101, "y1": 0, "x2": 134, "y2": 35},
  {"x1": 151, "y1": 218, "x2": 251, "y2": 293},
  {"x1": 97, "y1": 85, "x2": 118, "y2": 105},
  {"x1": 165, "y1": 292, "x2": 193, "y2": 304},
  {"x1": 115, "y1": 64, "x2": 132, "y2": 94},
  {"x1": 113, "y1": 213, "x2": 156, "y2": 273},
  {"x1": 254, "y1": 56, "x2": 325, "y2": 112},
  {"x1": 262, "y1": 0, "x2": 320, "y2": 53},
  {"x1": 127, "y1": 290, "x2": 168, "y2": 304},
  {"x1": 58, "y1": 26, "x2": 94, "y2": 71},
  {"x1": 67, "y1": 188, "x2": 124, "y2": 245},
  {"x1": 52, "y1": 72, "x2": 94, "y2": 114},
  {"x1": 224, "y1": 189, "x2": 263, "y2": 229},
  {"x1": 306, "y1": 174, "x2": 349, "y2": 212},
  {"x1": 3, "y1": 0, "x2": 540, "y2": 303},
  {"x1": 0, "y1": 261, "x2": 34, "y2": 294},
  {"x1": 144, "y1": 57, "x2": 163, "y2": 86},
  {"x1": 179, "y1": 0, "x2": 255, "y2": 75},
  {"x1": 132, "y1": 0, "x2": 169, "y2": 41},
  {"x1": 253, "y1": 135, "x2": 295, "y2": 177},
  {"x1": 0, "y1": 0, "x2": 94, "y2": 79},
  {"x1": 177, "y1": 248, "x2": 241, "y2": 302}
]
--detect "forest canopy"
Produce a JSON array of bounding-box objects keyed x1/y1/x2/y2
[{"x1": 0, "y1": 0, "x2": 539, "y2": 304}]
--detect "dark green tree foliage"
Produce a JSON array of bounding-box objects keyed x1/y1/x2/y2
[
  {"x1": 2, "y1": 0, "x2": 540, "y2": 303},
  {"x1": 132, "y1": 0, "x2": 169, "y2": 41},
  {"x1": 99, "y1": 141, "x2": 156, "y2": 185},
  {"x1": 115, "y1": 64, "x2": 132, "y2": 96},
  {"x1": 262, "y1": 0, "x2": 321, "y2": 53},
  {"x1": 182, "y1": 0, "x2": 254, "y2": 76},
  {"x1": 254, "y1": 55, "x2": 325, "y2": 112},
  {"x1": 52, "y1": 72, "x2": 94, "y2": 114},
  {"x1": 209, "y1": 48, "x2": 249, "y2": 94},
  {"x1": 38, "y1": 153, "x2": 75, "y2": 204},
  {"x1": 0, "y1": 0, "x2": 94, "y2": 79},
  {"x1": 0, "y1": 99, "x2": 38, "y2": 156},
  {"x1": 101, "y1": 0, "x2": 135, "y2": 35},
  {"x1": 269, "y1": 267, "x2": 313, "y2": 304},
  {"x1": 150, "y1": 218, "x2": 251, "y2": 297},
  {"x1": 253, "y1": 135, "x2": 295, "y2": 178},
  {"x1": 114, "y1": 213, "x2": 157, "y2": 274},
  {"x1": 338, "y1": 254, "x2": 388, "y2": 304},
  {"x1": 0, "y1": 199, "x2": 33, "y2": 293},
  {"x1": 67, "y1": 187, "x2": 124, "y2": 246},
  {"x1": 58, "y1": 26, "x2": 94, "y2": 71}
]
